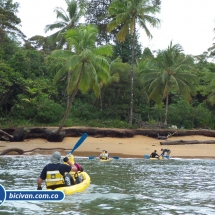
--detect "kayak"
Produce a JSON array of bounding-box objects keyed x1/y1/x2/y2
[
  {"x1": 144, "y1": 154, "x2": 170, "y2": 160},
  {"x1": 150, "y1": 157, "x2": 163, "y2": 160},
  {"x1": 89, "y1": 156, "x2": 119, "y2": 160},
  {"x1": 99, "y1": 158, "x2": 111, "y2": 162},
  {"x1": 47, "y1": 171, "x2": 91, "y2": 195},
  {"x1": 47, "y1": 154, "x2": 90, "y2": 195}
]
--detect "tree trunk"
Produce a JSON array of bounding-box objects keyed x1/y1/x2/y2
[
  {"x1": 129, "y1": 25, "x2": 136, "y2": 126},
  {"x1": 67, "y1": 71, "x2": 71, "y2": 109},
  {"x1": 55, "y1": 66, "x2": 84, "y2": 135},
  {"x1": 164, "y1": 91, "x2": 169, "y2": 125}
]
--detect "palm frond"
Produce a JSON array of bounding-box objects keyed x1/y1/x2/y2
[
  {"x1": 117, "y1": 21, "x2": 130, "y2": 42},
  {"x1": 53, "y1": 64, "x2": 70, "y2": 83},
  {"x1": 54, "y1": 7, "x2": 69, "y2": 22},
  {"x1": 51, "y1": 50, "x2": 73, "y2": 58},
  {"x1": 94, "y1": 45, "x2": 113, "y2": 57}
]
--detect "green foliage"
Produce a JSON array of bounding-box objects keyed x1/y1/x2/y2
[
  {"x1": 34, "y1": 99, "x2": 64, "y2": 123},
  {"x1": 112, "y1": 34, "x2": 142, "y2": 63},
  {"x1": 107, "y1": 0, "x2": 160, "y2": 42},
  {"x1": 70, "y1": 99, "x2": 102, "y2": 120},
  {"x1": 140, "y1": 41, "x2": 198, "y2": 125},
  {"x1": 192, "y1": 103, "x2": 215, "y2": 129},
  {"x1": 44, "y1": 0, "x2": 85, "y2": 48},
  {"x1": 1, "y1": 1, "x2": 215, "y2": 130},
  {"x1": 142, "y1": 47, "x2": 154, "y2": 60},
  {"x1": 85, "y1": 0, "x2": 114, "y2": 45},
  {"x1": 0, "y1": 0, "x2": 25, "y2": 41},
  {"x1": 87, "y1": 119, "x2": 130, "y2": 128},
  {"x1": 167, "y1": 100, "x2": 193, "y2": 129},
  {"x1": 0, "y1": 59, "x2": 25, "y2": 114},
  {"x1": 166, "y1": 99, "x2": 215, "y2": 129},
  {"x1": 9, "y1": 49, "x2": 47, "y2": 79},
  {"x1": 11, "y1": 94, "x2": 64, "y2": 123}
]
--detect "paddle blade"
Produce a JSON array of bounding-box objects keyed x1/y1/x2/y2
[
  {"x1": 89, "y1": 156, "x2": 96, "y2": 160},
  {"x1": 112, "y1": 156, "x2": 119, "y2": 160},
  {"x1": 69, "y1": 133, "x2": 88, "y2": 154},
  {"x1": 144, "y1": 154, "x2": 150, "y2": 159}
]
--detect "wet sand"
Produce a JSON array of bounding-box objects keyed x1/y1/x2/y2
[{"x1": 1, "y1": 135, "x2": 215, "y2": 159}]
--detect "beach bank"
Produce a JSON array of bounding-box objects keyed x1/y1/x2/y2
[{"x1": 1, "y1": 134, "x2": 215, "y2": 159}]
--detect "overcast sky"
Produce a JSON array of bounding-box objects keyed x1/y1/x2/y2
[{"x1": 17, "y1": 0, "x2": 215, "y2": 56}]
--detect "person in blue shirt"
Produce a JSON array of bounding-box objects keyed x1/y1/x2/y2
[{"x1": 161, "y1": 148, "x2": 171, "y2": 157}]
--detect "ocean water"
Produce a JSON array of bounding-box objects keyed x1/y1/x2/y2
[{"x1": 0, "y1": 155, "x2": 215, "y2": 215}]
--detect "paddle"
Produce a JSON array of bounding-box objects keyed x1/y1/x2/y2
[
  {"x1": 143, "y1": 154, "x2": 150, "y2": 159},
  {"x1": 89, "y1": 156, "x2": 96, "y2": 160},
  {"x1": 111, "y1": 156, "x2": 119, "y2": 160},
  {"x1": 68, "y1": 133, "x2": 88, "y2": 155}
]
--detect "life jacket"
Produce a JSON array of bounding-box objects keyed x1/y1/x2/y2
[
  {"x1": 100, "y1": 152, "x2": 107, "y2": 160},
  {"x1": 45, "y1": 164, "x2": 65, "y2": 187}
]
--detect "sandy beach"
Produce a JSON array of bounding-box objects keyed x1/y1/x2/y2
[{"x1": 1, "y1": 134, "x2": 215, "y2": 159}]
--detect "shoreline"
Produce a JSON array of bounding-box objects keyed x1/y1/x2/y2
[{"x1": 1, "y1": 135, "x2": 215, "y2": 159}]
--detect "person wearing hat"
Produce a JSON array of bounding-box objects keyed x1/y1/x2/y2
[{"x1": 37, "y1": 151, "x2": 83, "y2": 190}]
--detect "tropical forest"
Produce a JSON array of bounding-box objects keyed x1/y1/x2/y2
[{"x1": 1, "y1": 0, "x2": 215, "y2": 135}]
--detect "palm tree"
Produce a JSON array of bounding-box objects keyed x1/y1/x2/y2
[
  {"x1": 107, "y1": 0, "x2": 160, "y2": 125},
  {"x1": 51, "y1": 24, "x2": 113, "y2": 134},
  {"x1": 97, "y1": 57, "x2": 123, "y2": 110},
  {"x1": 45, "y1": 0, "x2": 85, "y2": 107},
  {"x1": 44, "y1": 0, "x2": 85, "y2": 48},
  {"x1": 140, "y1": 41, "x2": 197, "y2": 125}
]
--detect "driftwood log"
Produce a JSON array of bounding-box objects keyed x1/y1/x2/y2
[
  {"x1": 157, "y1": 131, "x2": 177, "y2": 140},
  {"x1": 0, "y1": 148, "x2": 72, "y2": 155},
  {"x1": 1, "y1": 127, "x2": 215, "y2": 142},
  {"x1": 0, "y1": 129, "x2": 14, "y2": 141},
  {"x1": 160, "y1": 140, "x2": 215, "y2": 145}
]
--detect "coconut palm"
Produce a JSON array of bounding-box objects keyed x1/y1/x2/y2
[
  {"x1": 107, "y1": 0, "x2": 160, "y2": 125},
  {"x1": 140, "y1": 41, "x2": 197, "y2": 125},
  {"x1": 44, "y1": 0, "x2": 85, "y2": 48},
  {"x1": 51, "y1": 24, "x2": 113, "y2": 134}
]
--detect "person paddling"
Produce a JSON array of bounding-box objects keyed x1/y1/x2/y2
[
  {"x1": 99, "y1": 150, "x2": 109, "y2": 160},
  {"x1": 37, "y1": 151, "x2": 83, "y2": 190},
  {"x1": 161, "y1": 148, "x2": 171, "y2": 157},
  {"x1": 150, "y1": 150, "x2": 160, "y2": 158}
]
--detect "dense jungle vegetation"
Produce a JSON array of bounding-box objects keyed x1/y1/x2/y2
[{"x1": 1, "y1": 0, "x2": 215, "y2": 131}]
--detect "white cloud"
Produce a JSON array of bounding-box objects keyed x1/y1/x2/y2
[
  {"x1": 17, "y1": 0, "x2": 215, "y2": 56},
  {"x1": 18, "y1": 0, "x2": 67, "y2": 37},
  {"x1": 139, "y1": 0, "x2": 215, "y2": 56}
]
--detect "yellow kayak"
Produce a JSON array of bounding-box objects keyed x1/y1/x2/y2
[
  {"x1": 149, "y1": 157, "x2": 163, "y2": 160},
  {"x1": 47, "y1": 154, "x2": 90, "y2": 195},
  {"x1": 99, "y1": 158, "x2": 111, "y2": 162},
  {"x1": 47, "y1": 171, "x2": 91, "y2": 195},
  {"x1": 144, "y1": 154, "x2": 170, "y2": 160}
]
